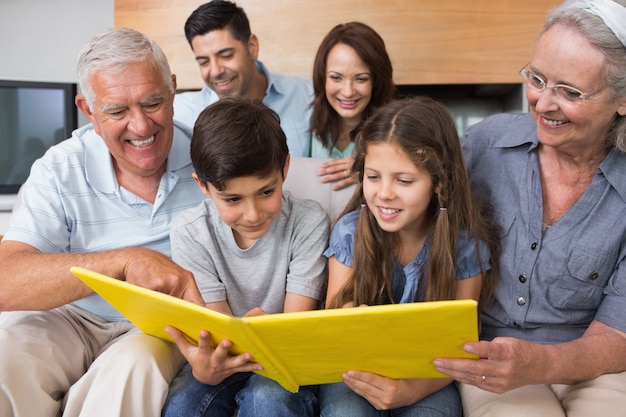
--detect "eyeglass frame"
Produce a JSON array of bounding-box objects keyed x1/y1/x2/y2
[{"x1": 518, "y1": 63, "x2": 602, "y2": 103}]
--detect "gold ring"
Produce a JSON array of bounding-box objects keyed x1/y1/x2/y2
[{"x1": 481, "y1": 375, "x2": 486, "y2": 384}]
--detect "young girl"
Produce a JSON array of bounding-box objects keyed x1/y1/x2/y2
[
  {"x1": 319, "y1": 96, "x2": 499, "y2": 417},
  {"x1": 310, "y1": 21, "x2": 396, "y2": 190}
]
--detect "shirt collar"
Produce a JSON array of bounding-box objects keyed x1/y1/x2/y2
[
  {"x1": 493, "y1": 113, "x2": 539, "y2": 152},
  {"x1": 83, "y1": 122, "x2": 192, "y2": 194},
  {"x1": 492, "y1": 113, "x2": 626, "y2": 201},
  {"x1": 599, "y1": 149, "x2": 626, "y2": 202},
  {"x1": 255, "y1": 60, "x2": 284, "y2": 97}
]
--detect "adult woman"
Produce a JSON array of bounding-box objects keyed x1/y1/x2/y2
[
  {"x1": 434, "y1": 1, "x2": 626, "y2": 416},
  {"x1": 311, "y1": 22, "x2": 395, "y2": 190}
]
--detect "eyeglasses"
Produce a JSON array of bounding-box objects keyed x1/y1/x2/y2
[{"x1": 519, "y1": 65, "x2": 599, "y2": 103}]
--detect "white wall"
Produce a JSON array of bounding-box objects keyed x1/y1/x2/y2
[{"x1": 0, "y1": 0, "x2": 114, "y2": 234}]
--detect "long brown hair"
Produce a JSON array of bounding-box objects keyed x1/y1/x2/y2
[
  {"x1": 310, "y1": 22, "x2": 395, "y2": 151},
  {"x1": 328, "y1": 97, "x2": 499, "y2": 310}
]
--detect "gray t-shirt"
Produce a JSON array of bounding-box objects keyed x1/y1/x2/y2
[{"x1": 171, "y1": 191, "x2": 329, "y2": 317}]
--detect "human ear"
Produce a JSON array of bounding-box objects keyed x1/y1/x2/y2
[
  {"x1": 247, "y1": 34, "x2": 259, "y2": 61},
  {"x1": 618, "y1": 100, "x2": 626, "y2": 116},
  {"x1": 192, "y1": 172, "x2": 211, "y2": 197},
  {"x1": 75, "y1": 95, "x2": 95, "y2": 122},
  {"x1": 282, "y1": 154, "x2": 291, "y2": 182}
]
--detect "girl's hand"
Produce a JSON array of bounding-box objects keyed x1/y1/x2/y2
[
  {"x1": 165, "y1": 326, "x2": 262, "y2": 385},
  {"x1": 317, "y1": 156, "x2": 357, "y2": 191},
  {"x1": 342, "y1": 371, "x2": 452, "y2": 410}
]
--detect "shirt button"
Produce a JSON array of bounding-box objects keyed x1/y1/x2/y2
[
  {"x1": 589, "y1": 272, "x2": 599, "y2": 281},
  {"x1": 518, "y1": 274, "x2": 527, "y2": 283},
  {"x1": 531, "y1": 242, "x2": 538, "y2": 250},
  {"x1": 517, "y1": 297, "x2": 526, "y2": 306},
  {"x1": 513, "y1": 321, "x2": 521, "y2": 328}
]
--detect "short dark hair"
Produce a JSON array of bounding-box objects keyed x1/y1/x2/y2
[
  {"x1": 191, "y1": 98, "x2": 289, "y2": 190},
  {"x1": 184, "y1": 0, "x2": 251, "y2": 45}
]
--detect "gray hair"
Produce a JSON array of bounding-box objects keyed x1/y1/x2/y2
[
  {"x1": 542, "y1": 0, "x2": 626, "y2": 151},
  {"x1": 77, "y1": 28, "x2": 174, "y2": 109}
]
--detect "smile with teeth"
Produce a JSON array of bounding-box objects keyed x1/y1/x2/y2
[
  {"x1": 380, "y1": 207, "x2": 400, "y2": 215},
  {"x1": 129, "y1": 136, "x2": 154, "y2": 147},
  {"x1": 213, "y1": 78, "x2": 234, "y2": 88},
  {"x1": 542, "y1": 117, "x2": 568, "y2": 126},
  {"x1": 339, "y1": 99, "x2": 358, "y2": 105}
]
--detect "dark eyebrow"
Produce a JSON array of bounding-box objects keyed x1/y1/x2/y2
[
  {"x1": 216, "y1": 177, "x2": 280, "y2": 198},
  {"x1": 195, "y1": 47, "x2": 235, "y2": 62}
]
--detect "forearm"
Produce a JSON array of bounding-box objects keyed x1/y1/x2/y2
[
  {"x1": 541, "y1": 321, "x2": 626, "y2": 384},
  {"x1": 283, "y1": 292, "x2": 318, "y2": 313},
  {"x1": 0, "y1": 242, "x2": 144, "y2": 310},
  {"x1": 401, "y1": 378, "x2": 454, "y2": 405}
]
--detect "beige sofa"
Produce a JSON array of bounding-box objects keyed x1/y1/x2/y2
[{"x1": 283, "y1": 157, "x2": 354, "y2": 222}]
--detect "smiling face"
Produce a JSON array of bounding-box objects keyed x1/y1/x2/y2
[
  {"x1": 191, "y1": 28, "x2": 258, "y2": 99},
  {"x1": 363, "y1": 142, "x2": 436, "y2": 244},
  {"x1": 197, "y1": 167, "x2": 286, "y2": 249},
  {"x1": 528, "y1": 23, "x2": 624, "y2": 155},
  {"x1": 76, "y1": 61, "x2": 175, "y2": 181},
  {"x1": 325, "y1": 43, "x2": 373, "y2": 127}
]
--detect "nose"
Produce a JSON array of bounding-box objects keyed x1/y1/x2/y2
[
  {"x1": 377, "y1": 179, "x2": 395, "y2": 200},
  {"x1": 340, "y1": 79, "x2": 355, "y2": 97},
  {"x1": 209, "y1": 60, "x2": 225, "y2": 79},
  {"x1": 243, "y1": 201, "x2": 261, "y2": 223},
  {"x1": 529, "y1": 88, "x2": 559, "y2": 113},
  {"x1": 127, "y1": 108, "x2": 151, "y2": 135}
]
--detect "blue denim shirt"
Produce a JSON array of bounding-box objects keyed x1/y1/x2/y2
[
  {"x1": 324, "y1": 210, "x2": 490, "y2": 303},
  {"x1": 464, "y1": 112, "x2": 626, "y2": 343}
]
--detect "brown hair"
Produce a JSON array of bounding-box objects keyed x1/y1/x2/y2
[
  {"x1": 310, "y1": 22, "x2": 395, "y2": 152},
  {"x1": 329, "y1": 97, "x2": 499, "y2": 311},
  {"x1": 191, "y1": 97, "x2": 288, "y2": 190}
]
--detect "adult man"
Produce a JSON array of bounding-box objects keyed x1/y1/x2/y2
[
  {"x1": 0, "y1": 28, "x2": 205, "y2": 417},
  {"x1": 174, "y1": 0, "x2": 313, "y2": 157}
]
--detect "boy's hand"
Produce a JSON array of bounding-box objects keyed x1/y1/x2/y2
[{"x1": 165, "y1": 326, "x2": 262, "y2": 385}]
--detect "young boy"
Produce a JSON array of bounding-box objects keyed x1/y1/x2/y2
[{"x1": 162, "y1": 98, "x2": 329, "y2": 417}]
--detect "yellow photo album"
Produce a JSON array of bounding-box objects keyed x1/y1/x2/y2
[{"x1": 71, "y1": 266, "x2": 478, "y2": 392}]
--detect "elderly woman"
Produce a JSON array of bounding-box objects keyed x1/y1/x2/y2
[{"x1": 434, "y1": 0, "x2": 626, "y2": 416}]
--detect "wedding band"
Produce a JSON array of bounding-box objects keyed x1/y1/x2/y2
[
  {"x1": 481, "y1": 375, "x2": 486, "y2": 384},
  {"x1": 343, "y1": 169, "x2": 348, "y2": 179}
]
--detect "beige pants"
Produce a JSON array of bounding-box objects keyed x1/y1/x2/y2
[
  {"x1": 459, "y1": 371, "x2": 626, "y2": 417},
  {"x1": 0, "y1": 305, "x2": 183, "y2": 417}
]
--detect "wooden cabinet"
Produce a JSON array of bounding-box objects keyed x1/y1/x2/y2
[{"x1": 115, "y1": 0, "x2": 561, "y2": 90}]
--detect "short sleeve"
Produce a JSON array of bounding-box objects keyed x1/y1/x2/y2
[
  {"x1": 456, "y1": 230, "x2": 492, "y2": 280},
  {"x1": 323, "y1": 210, "x2": 360, "y2": 267}
]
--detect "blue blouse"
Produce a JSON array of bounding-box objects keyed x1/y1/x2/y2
[{"x1": 324, "y1": 210, "x2": 491, "y2": 303}]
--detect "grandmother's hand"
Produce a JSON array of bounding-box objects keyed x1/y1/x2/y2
[{"x1": 433, "y1": 337, "x2": 546, "y2": 394}]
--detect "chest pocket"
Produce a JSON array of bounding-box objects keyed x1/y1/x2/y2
[{"x1": 548, "y1": 247, "x2": 613, "y2": 310}]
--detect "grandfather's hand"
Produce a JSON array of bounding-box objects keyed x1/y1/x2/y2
[
  {"x1": 318, "y1": 156, "x2": 357, "y2": 191},
  {"x1": 433, "y1": 337, "x2": 546, "y2": 394},
  {"x1": 119, "y1": 247, "x2": 204, "y2": 305}
]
